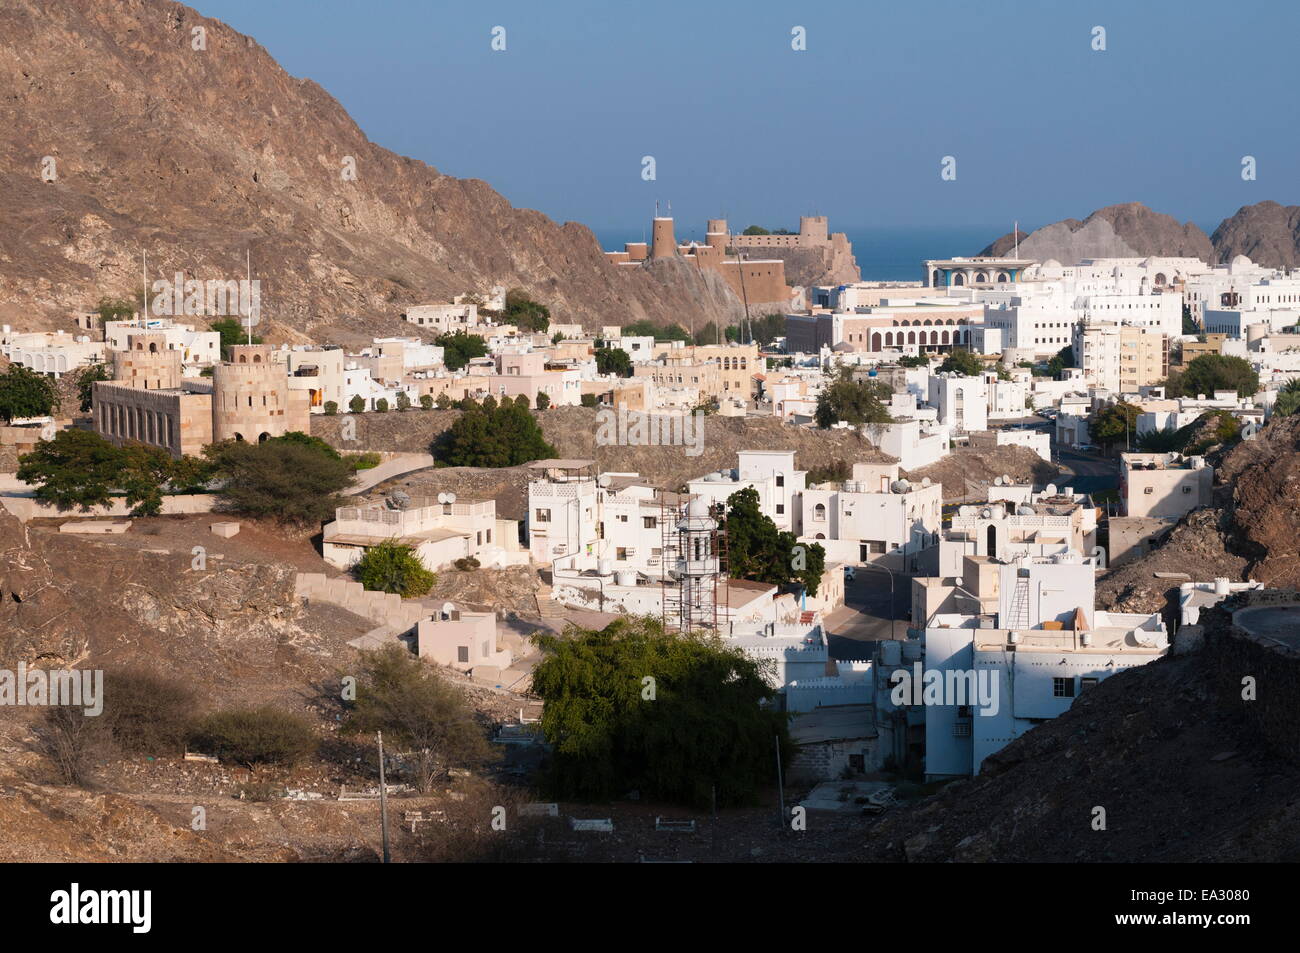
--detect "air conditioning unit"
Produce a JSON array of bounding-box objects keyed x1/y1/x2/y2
[{"x1": 1008, "y1": 631, "x2": 1021, "y2": 644}]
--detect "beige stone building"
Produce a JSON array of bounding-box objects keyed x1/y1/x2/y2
[{"x1": 93, "y1": 335, "x2": 308, "y2": 457}]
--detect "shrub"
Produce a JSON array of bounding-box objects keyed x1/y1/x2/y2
[
  {"x1": 102, "y1": 668, "x2": 196, "y2": 755},
  {"x1": 436, "y1": 402, "x2": 557, "y2": 468},
  {"x1": 33, "y1": 704, "x2": 112, "y2": 786},
  {"x1": 375, "y1": 398, "x2": 389, "y2": 413},
  {"x1": 344, "y1": 451, "x2": 382, "y2": 471},
  {"x1": 348, "y1": 395, "x2": 365, "y2": 414},
  {"x1": 189, "y1": 707, "x2": 318, "y2": 769},
  {"x1": 342, "y1": 644, "x2": 493, "y2": 792},
  {"x1": 396, "y1": 392, "x2": 411, "y2": 412},
  {"x1": 419, "y1": 394, "x2": 434, "y2": 410},
  {"x1": 535, "y1": 392, "x2": 551, "y2": 410},
  {"x1": 323, "y1": 401, "x2": 339, "y2": 415},
  {"x1": 354, "y1": 540, "x2": 436, "y2": 597},
  {"x1": 453, "y1": 556, "x2": 481, "y2": 571},
  {"x1": 580, "y1": 393, "x2": 598, "y2": 408}
]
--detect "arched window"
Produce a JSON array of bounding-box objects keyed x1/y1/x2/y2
[
  {"x1": 871, "y1": 333, "x2": 882, "y2": 351},
  {"x1": 997, "y1": 273, "x2": 1009, "y2": 283},
  {"x1": 239, "y1": 355, "x2": 247, "y2": 363},
  {"x1": 953, "y1": 272, "x2": 965, "y2": 286},
  {"x1": 253, "y1": 354, "x2": 262, "y2": 363},
  {"x1": 986, "y1": 524, "x2": 997, "y2": 560},
  {"x1": 975, "y1": 272, "x2": 987, "y2": 283},
  {"x1": 907, "y1": 331, "x2": 916, "y2": 344},
  {"x1": 814, "y1": 503, "x2": 827, "y2": 521}
]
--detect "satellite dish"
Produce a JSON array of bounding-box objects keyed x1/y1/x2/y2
[
  {"x1": 446, "y1": 493, "x2": 456, "y2": 504},
  {"x1": 598, "y1": 474, "x2": 612, "y2": 487},
  {"x1": 993, "y1": 476, "x2": 1003, "y2": 486},
  {"x1": 1002, "y1": 474, "x2": 1011, "y2": 485},
  {"x1": 1045, "y1": 483, "x2": 1058, "y2": 496},
  {"x1": 437, "y1": 492, "x2": 449, "y2": 504},
  {"x1": 921, "y1": 477, "x2": 931, "y2": 488}
]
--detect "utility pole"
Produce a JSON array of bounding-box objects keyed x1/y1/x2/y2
[
  {"x1": 774, "y1": 735, "x2": 785, "y2": 828},
  {"x1": 377, "y1": 731, "x2": 391, "y2": 864}
]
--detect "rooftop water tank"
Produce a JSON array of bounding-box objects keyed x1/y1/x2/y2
[
  {"x1": 597, "y1": 560, "x2": 613, "y2": 576},
  {"x1": 616, "y1": 570, "x2": 637, "y2": 587}
]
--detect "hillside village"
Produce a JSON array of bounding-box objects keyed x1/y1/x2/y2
[{"x1": 3, "y1": 226, "x2": 1300, "y2": 863}]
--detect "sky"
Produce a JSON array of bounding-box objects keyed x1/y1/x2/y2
[{"x1": 194, "y1": 0, "x2": 1300, "y2": 240}]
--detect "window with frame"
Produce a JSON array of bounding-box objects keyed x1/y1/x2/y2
[
  {"x1": 643, "y1": 516, "x2": 657, "y2": 529},
  {"x1": 535, "y1": 508, "x2": 551, "y2": 522},
  {"x1": 457, "y1": 646, "x2": 469, "y2": 663},
  {"x1": 1053, "y1": 677, "x2": 1075, "y2": 698}
]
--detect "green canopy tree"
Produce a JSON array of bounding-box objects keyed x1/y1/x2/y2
[
  {"x1": 937, "y1": 348, "x2": 984, "y2": 376},
  {"x1": 1087, "y1": 402, "x2": 1141, "y2": 448},
  {"x1": 1166, "y1": 354, "x2": 1259, "y2": 399},
  {"x1": 530, "y1": 617, "x2": 791, "y2": 807},
  {"x1": 75, "y1": 363, "x2": 112, "y2": 413},
  {"x1": 205, "y1": 438, "x2": 354, "y2": 524},
  {"x1": 436, "y1": 401, "x2": 557, "y2": 467},
  {"x1": 595, "y1": 346, "x2": 633, "y2": 377},
  {"x1": 724, "y1": 487, "x2": 826, "y2": 595},
  {"x1": 435, "y1": 331, "x2": 489, "y2": 371},
  {"x1": 814, "y1": 366, "x2": 892, "y2": 429},
  {"x1": 0, "y1": 364, "x2": 58, "y2": 422}
]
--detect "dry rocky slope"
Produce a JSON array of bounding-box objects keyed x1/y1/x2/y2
[
  {"x1": 980, "y1": 202, "x2": 1214, "y2": 262},
  {"x1": 1097, "y1": 413, "x2": 1300, "y2": 625},
  {"x1": 981, "y1": 199, "x2": 1300, "y2": 271},
  {"x1": 0, "y1": 0, "x2": 746, "y2": 340}
]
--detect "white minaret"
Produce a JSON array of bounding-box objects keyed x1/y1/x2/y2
[{"x1": 674, "y1": 498, "x2": 722, "y2": 631}]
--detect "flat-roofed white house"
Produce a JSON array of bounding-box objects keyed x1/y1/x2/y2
[{"x1": 322, "y1": 496, "x2": 526, "y2": 572}]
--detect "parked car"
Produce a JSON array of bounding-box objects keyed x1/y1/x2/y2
[
  {"x1": 1077, "y1": 443, "x2": 1098, "y2": 452},
  {"x1": 843, "y1": 566, "x2": 856, "y2": 581}
]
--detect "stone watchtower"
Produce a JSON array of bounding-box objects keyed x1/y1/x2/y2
[
  {"x1": 651, "y1": 217, "x2": 677, "y2": 259},
  {"x1": 113, "y1": 331, "x2": 182, "y2": 390},
  {"x1": 212, "y1": 343, "x2": 308, "y2": 442},
  {"x1": 798, "y1": 215, "x2": 829, "y2": 244},
  {"x1": 705, "y1": 218, "x2": 730, "y2": 253}
]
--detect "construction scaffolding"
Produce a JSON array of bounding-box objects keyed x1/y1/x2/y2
[{"x1": 660, "y1": 496, "x2": 728, "y2": 634}]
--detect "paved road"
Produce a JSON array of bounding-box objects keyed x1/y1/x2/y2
[
  {"x1": 1055, "y1": 446, "x2": 1120, "y2": 495},
  {"x1": 823, "y1": 567, "x2": 909, "y2": 661}
]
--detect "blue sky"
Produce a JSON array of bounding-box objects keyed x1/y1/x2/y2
[{"x1": 195, "y1": 0, "x2": 1298, "y2": 238}]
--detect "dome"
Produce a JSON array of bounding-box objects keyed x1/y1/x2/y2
[
  {"x1": 831, "y1": 342, "x2": 855, "y2": 353},
  {"x1": 1230, "y1": 254, "x2": 1254, "y2": 274},
  {"x1": 1042, "y1": 258, "x2": 1062, "y2": 270},
  {"x1": 687, "y1": 498, "x2": 709, "y2": 518}
]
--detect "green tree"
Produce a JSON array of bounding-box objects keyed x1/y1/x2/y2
[
  {"x1": 937, "y1": 348, "x2": 984, "y2": 376},
  {"x1": 205, "y1": 439, "x2": 355, "y2": 524},
  {"x1": 348, "y1": 395, "x2": 366, "y2": 414},
  {"x1": 269, "y1": 430, "x2": 341, "y2": 459},
  {"x1": 323, "y1": 400, "x2": 339, "y2": 415},
  {"x1": 535, "y1": 391, "x2": 551, "y2": 410},
  {"x1": 580, "y1": 393, "x2": 599, "y2": 408},
  {"x1": 622, "y1": 320, "x2": 691, "y2": 343},
  {"x1": 514, "y1": 394, "x2": 530, "y2": 409},
  {"x1": 1273, "y1": 378, "x2": 1300, "y2": 417},
  {"x1": 434, "y1": 393, "x2": 452, "y2": 410},
  {"x1": 897, "y1": 354, "x2": 929, "y2": 368},
  {"x1": 354, "y1": 540, "x2": 436, "y2": 597},
  {"x1": 694, "y1": 321, "x2": 721, "y2": 346},
  {"x1": 741, "y1": 225, "x2": 770, "y2": 235},
  {"x1": 500, "y1": 288, "x2": 550, "y2": 333},
  {"x1": 209, "y1": 318, "x2": 263, "y2": 354},
  {"x1": 529, "y1": 617, "x2": 791, "y2": 807},
  {"x1": 0, "y1": 364, "x2": 58, "y2": 422},
  {"x1": 814, "y1": 366, "x2": 892, "y2": 429},
  {"x1": 419, "y1": 394, "x2": 434, "y2": 410},
  {"x1": 1182, "y1": 304, "x2": 1200, "y2": 336},
  {"x1": 342, "y1": 644, "x2": 492, "y2": 792},
  {"x1": 1167, "y1": 354, "x2": 1260, "y2": 399},
  {"x1": 75, "y1": 363, "x2": 112, "y2": 413},
  {"x1": 375, "y1": 398, "x2": 389, "y2": 413},
  {"x1": 436, "y1": 402, "x2": 557, "y2": 468},
  {"x1": 396, "y1": 392, "x2": 411, "y2": 412},
  {"x1": 595, "y1": 346, "x2": 633, "y2": 377},
  {"x1": 435, "y1": 330, "x2": 489, "y2": 371},
  {"x1": 723, "y1": 487, "x2": 826, "y2": 595},
  {"x1": 17, "y1": 430, "x2": 188, "y2": 516},
  {"x1": 1046, "y1": 345, "x2": 1075, "y2": 378},
  {"x1": 1088, "y1": 402, "x2": 1141, "y2": 448},
  {"x1": 95, "y1": 296, "x2": 137, "y2": 323}
]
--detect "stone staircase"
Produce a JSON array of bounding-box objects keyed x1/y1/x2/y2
[
  {"x1": 533, "y1": 582, "x2": 568, "y2": 620},
  {"x1": 294, "y1": 573, "x2": 432, "y2": 633}
]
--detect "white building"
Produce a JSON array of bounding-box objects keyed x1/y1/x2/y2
[
  {"x1": 927, "y1": 373, "x2": 988, "y2": 433},
  {"x1": 686, "y1": 450, "x2": 806, "y2": 534},
  {"x1": 800, "y1": 462, "x2": 942, "y2": 566},
  {"x1": 897, "y1": 553, "x2": 1167, "y2": 778}
]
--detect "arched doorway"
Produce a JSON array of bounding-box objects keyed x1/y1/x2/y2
[{"x1": 986, "y1": 524, "x2": 997, "y2": 560}]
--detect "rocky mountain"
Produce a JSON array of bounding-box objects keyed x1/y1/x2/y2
[
  {"x1": 0, "y1": 0, "x2": 746, "y2": 342},
  {"x1": 1211, "y1": 201, "x2": 1300, "y2": 271},
  {"x1": 979, "y1": 202, "x2": 1214, "y2": 262}
]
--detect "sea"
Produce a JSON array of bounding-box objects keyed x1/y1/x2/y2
[{"x1": 595, "y1": 224, "x2": 1015, "y2": 284}]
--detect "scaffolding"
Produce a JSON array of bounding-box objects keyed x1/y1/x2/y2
[{"x1": 660, "y1": 496, "x2": 728, "y2": 633}]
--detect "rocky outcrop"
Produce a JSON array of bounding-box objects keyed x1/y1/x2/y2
[
  {"x1": 1211, "y1": 201, "x2": 1300, "y2": 271},
  {"x1": 980, "y1": 202, "x2": 1213, "y2": 262},
  {"x1": 0, "y1": 0, "x2": 744, "y2": 340}
]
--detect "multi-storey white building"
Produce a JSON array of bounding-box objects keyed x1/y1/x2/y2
[
  {"x1": 927, "y1": 373, "x2": 988, "y2": 433},
  {"x1": 800, "y1": 462, "x2": 942, "y2": 565},
  {"x1": 886, "y1": 553, "x2": 1168, "y2": 778},
  {"x1": 686, "y1": 450, "x2": 806, "y2": 534}
]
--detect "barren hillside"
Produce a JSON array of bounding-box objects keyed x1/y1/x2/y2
[{"x1": 0, "y1": 0, "x2": 744, "y2": 340}]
